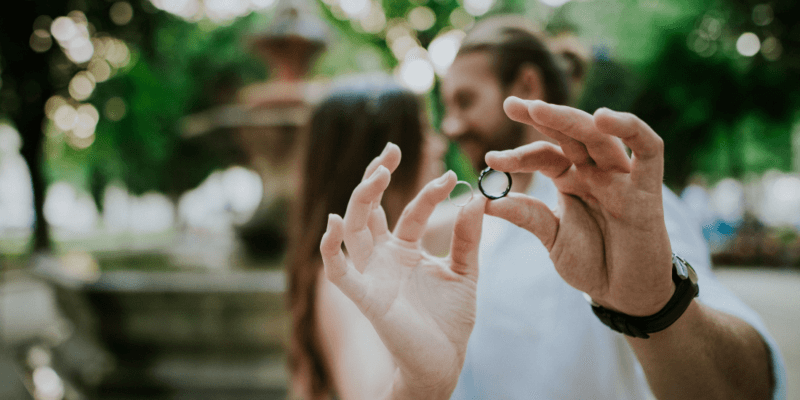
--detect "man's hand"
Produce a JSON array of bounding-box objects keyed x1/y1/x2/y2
[
  {"x1": 320, "y1": 144, "x2": 486, "y2": 399},
  {"x1": 485, "y1": 97, "x2": 674, "y2": 316}
]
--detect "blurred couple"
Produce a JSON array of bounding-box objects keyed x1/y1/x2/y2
[{"x1": 287, "y1": 15, "x2": 784, "y2": 400}]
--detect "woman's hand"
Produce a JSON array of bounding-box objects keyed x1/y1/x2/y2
[{"x1": 320, "y1": 144, "x2": 485, "y2": 399}]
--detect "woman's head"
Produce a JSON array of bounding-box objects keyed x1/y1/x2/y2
[
  {"x1": 288, "y1": 75, "x2": 442, "y2": 399},
  {"x1": 299, "y1": 76, "x2": 426, "y2": 232}
]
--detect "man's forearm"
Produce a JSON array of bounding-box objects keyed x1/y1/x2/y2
[{"x1": 627, "y1": 301, "x2": 773, "y2": 400}]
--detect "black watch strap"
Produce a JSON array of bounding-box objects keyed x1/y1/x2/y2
[{"x1": 588, "y1": 254, "x2": 700, "y2": 339}]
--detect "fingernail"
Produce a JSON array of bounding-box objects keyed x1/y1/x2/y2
[
  {"x1": 436, "y1": 170, "x2": 454, "y2": 185},
  {"x1": 370, "y1": 165, "x2": 388, "y2": 180},
  {"x1": 380, "y1": 142, "x2": 392, "y2": 155}
]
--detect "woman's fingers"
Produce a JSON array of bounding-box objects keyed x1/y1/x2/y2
[
  {"x1": 449, "y1": 195, "x2": 486, "y2": 279},
  {"x1": 393, "y1": 171, "x2": 457, "y2": 243},
  {"x1": 593, "y1": 108, "x2": 664, "y2": 193},
  {"x1": 485, "y1": 141, "x2": 573, "y2": 179},
  {"x1": 484, "y1": 192, "x2": 560, "y2": 251},
  {"x1": 321, "y1": 214, "x2": 367, "y2": 304},
  {"x1": 343, "y1": 166, "x2": 392, "y2": 268},
  {"x1": 362, "y1": 142, "x2": 402, "y2": 180},
  {"x1": 361, "y1": 143, "x2": 400, "y2": 233}
]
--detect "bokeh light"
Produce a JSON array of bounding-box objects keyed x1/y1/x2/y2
[
  {"x1": 205, "y1": 0, "x2": 250, "y2": 22},
  {"x1": 78, "y1": 103, "x2": 100, "y2": 124},
  {"x1": 397, "y1": 48, "x2": 435, "y2": 94},
  {"x1": 540, "y1": 0, "x2": 571, "y2": 6},
  {"x1": 428, "y1": 29, "x2": 465, "y2": 76},
  {"x1": 105, "y1": 97, "x2": 127, "y2": 121},
  {"x1": 67, "y1": 36, "x2": 96, "y2": 63},
  {"x1": 759, "y1": 174, "x2": 800, "y2": 228},
  {"x1": 463, "y1": 0, "x2": 495, "y2": 17},
  {"x1": 44, "y1": 182, "x2": 100, "y2": 233},
  {"x1": 736, "y1": 32, "x2": 760, "y2": 57},
  {"x1": 761, "y1": 36, "x2": 782, "y2": 61},
  {"x1": 390, "y1": 35, "x2": 419, "y2": 61},
  {"x1": 88, "y1": 59, "x2": 113, "y2": 82},
  {"x1": 752, "y1": 4, "x2": 773, "y2": 26},
  {"x1": 54, "y1": 104, "x2": 78, "y2": 131},
  {"x1": 0, "y1": 124, "x2": 34, "y2": 232},
  {"x1": 44, "y1": 96, "x2": 68, "y2": 120},
  {"x1": 68, "y1": 71, "x2": 96, "y2": 101},
  {"x1": 358, "y1": 1, "x2": 385, "y2": 33},
  {"x1": 51, "y1": 17, "x2": 78, "y2": 43},
  {"x1": 408, "y1": 6, "x2": 436, "y2": 31},
  {"x1": 68, "y1": 132, "x2": 96, "y2": 149},
  {"x1": 30, "y1": 29, "x2": 53, "y2": 53},
  {"x1": 105, "y1": 38, "x2": 131, "y2": 68},
  {"x1": 150, "y1": 0, "x2": 201, "y2": 20},
  {"x1": 449, "y1": 8, "x2": 474, "y2": 31},
  {"x1": 249, "y1": 0, "x2": 277, "y2": 9},
  {"x1": 110, "y1": 1, "x2": 135, "y2": 25},
  {"x1": 340, "y1": 0, "x2": 369, "y2": 18},
  {"x1": 178, "y1": 166, "x2": 263, "y2": 229},
  {"x1": 710, "y1": 178, "x2": 745, "y2": 225},
  {"x1": 221, "y1": 166, "x2": 263, "y2": 218},
  {"x1": 33, "y1": 15, "x2": 53, "y2": 31}
]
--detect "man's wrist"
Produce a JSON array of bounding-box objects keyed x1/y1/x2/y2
[{"x1": 586, "y1": 253, "x2": 700, "y2": 339}]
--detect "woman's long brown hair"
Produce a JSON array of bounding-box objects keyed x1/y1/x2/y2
[{"x1": 287, "y1": 79, "x2": 423, "y2": 399}]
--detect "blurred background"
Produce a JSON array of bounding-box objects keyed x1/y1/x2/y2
[{"x1": 0, "y1": 0, "x2": 798, "y2": 398}]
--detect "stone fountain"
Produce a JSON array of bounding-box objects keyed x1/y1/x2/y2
[{"x1": 27, "y1": 1, "x2": 331, "y2": 398}]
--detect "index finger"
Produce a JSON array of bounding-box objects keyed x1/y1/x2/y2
[
  {"x1": 485, "y1": 141, "x2": 572, "y2": 179},
  {"x1": 507, "y1": 97, "x2": 631, "y2": 172},
  {"x1": 343, "y1": 166, "x2": 392, "y2": 267},
  {"x1": 504, "y1": 96, "x2": 593, "y2": 166},
  {"x1": 362, "y1": 142, "x2": 402, "y2": 181}
]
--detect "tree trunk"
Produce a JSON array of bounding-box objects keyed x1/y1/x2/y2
[{"x1": 0, "y1": 1, "x2": 69, "y2": 253}]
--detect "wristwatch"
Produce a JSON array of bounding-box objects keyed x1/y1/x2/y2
[{"x1": 585, "y1": 253, "x2": 699, "y2": 339}]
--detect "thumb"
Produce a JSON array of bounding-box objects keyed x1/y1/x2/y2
[
  {"x1": 484, "y1": 193, "x2": 559, "y2": 250},
  {"x1": 449, "y1": 195, "x2": 486, "y2": 280}
]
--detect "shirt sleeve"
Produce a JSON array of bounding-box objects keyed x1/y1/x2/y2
[{"x1": 662, "y1": 185, "x2": 788, "y2": 400}]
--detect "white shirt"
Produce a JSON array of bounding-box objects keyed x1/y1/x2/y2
[{"x1": 451, "y1": 173, "x2": 787, "y2": 400}]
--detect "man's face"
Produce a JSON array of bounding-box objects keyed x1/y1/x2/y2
[{"x1": 440, "y1": 51, "x2": 525, "y2": 172}]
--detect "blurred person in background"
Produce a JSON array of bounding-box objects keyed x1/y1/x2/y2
[
  {"x1": 287, "y1": 75, "x2": 486, "y2": 400},
  {"x1": 428, "y1": 14, "x2": 784, "y2": 399}
]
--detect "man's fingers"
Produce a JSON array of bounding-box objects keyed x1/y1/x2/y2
[
  {"x1": 394, "y1": 171, "x2": 457, "y2": 243},
  {"x1": 362, "y1": 142, "x2": 402, "y2": 180},
  {"x1": 593, "y1": 108, "x2": 664, "y2": 191},
  {"x1": 343, "y1": 166, "x2": 391, "y2": 267},
  {"x1": 484, "y1": 193, "x2": 559, "y2": 251},
  {"x1": 321, "y1": 214, "x2": 367, "y2": 303},
  {"x1": 504, "y1": 96, "x2": 593, "y2": 166},
  {"x1": 509, "y1": 97, "x2": 632, "y2": 172},
  {"x1": 449, "y1": 195, "x2": 486, "y2": 279},
  {"x1": 485, "y1": 141, "x2": 572, "y2": 179}
]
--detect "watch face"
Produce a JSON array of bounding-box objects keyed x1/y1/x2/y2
[{"x1": 673, "y1": 254, "x2": 689, "y2": 279}]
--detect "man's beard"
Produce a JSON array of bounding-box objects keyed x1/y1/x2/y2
[{"x1": 455, "y1": 120, "x2": 526, "y2": 173}]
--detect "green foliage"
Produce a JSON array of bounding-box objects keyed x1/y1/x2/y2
[
  {"x1": 45, "y1": 11, "x2": 267, "y2": 196},
  {"x1": 40, "y1": 0, "x2": 800, "y2": 198}
]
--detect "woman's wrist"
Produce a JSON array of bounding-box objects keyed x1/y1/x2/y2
[{"x1": 383, "y1": 368, "x2": 458, "y2": 400}]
